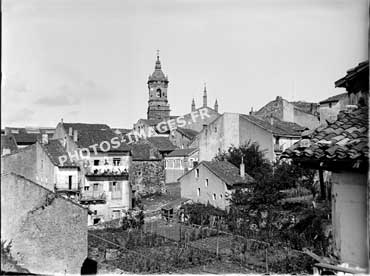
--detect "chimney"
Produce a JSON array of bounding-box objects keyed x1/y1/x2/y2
[
  {"x1": 73, "y1": 129, "x2": 78, "y2": 142},
  {"x1": 69, "y1": 127, "x2": 73, "y2": 136},
  {"x1": 240, "y1": 157, "x2": 245, "y2": 178},
  {"x1": 41, "y1": 133, "x2": 48, "y2": 144},
  {"x1": 214, "y1": 99, "x2": 218, "y2": 113}
]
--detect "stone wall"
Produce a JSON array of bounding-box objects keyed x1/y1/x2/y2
[
  {"x1": 1, "y1": 173, "x2": 88, "y2": 275},
  {"x1": 130, "y1": 160, "x2": 165, "y2": 195}
]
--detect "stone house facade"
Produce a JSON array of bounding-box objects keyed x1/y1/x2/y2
[
  {"x1": 319, "y1": 93, "x2": 349, "y2": 123},
  {"x1": 169, "y1": 127, "x2": 199, "y2": 149},
  {"x1": 1, "y1": 173, "x2": 88, "y2": 275},
  {"x1": 198, "y1": 113, "x2": 304, "y2": 162},
  {"x1": 164, "y1": 148, "x2": 199, "y2": 183},
  {"x1": 179, "y1": 161, "x2": 254, "y2": 210},
  {"x1": 53, "y1": 121, "x2": 132, "y2": 224}
]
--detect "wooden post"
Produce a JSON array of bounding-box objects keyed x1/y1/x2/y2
[{"x1": 319, "y1": 169, "x2": 326, "y2": 200}]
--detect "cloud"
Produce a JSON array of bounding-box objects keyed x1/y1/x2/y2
[
  {"x1": 33, "y1": 68, "x2": 105, "y2": 106},
  {"x1": 34, "y1": 93, "x2": 81, "y2": 106},
  {"x1": 5, "y1": 108, "x2": 35, "y2": 124}
]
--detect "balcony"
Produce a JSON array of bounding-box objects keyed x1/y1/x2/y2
[
  {"x1": 80, "y1": 191, "x2": 106, "y2": 204},
  {"x1": 85, "y1": 167, "x2": 129, "y2": 181}
]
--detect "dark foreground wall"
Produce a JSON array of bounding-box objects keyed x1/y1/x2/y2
[{"x1": 1, "y1": 173, "x2": 88, "y2": 275}]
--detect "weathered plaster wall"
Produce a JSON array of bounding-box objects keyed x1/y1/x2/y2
[
  {"x1": 55, "y1": 167, "x2": 79, "y2": 190},
  {"x1": 1, "y1": 143, "x2": 55, "y2": 191},
  {"x1": 319, "y1": 97, "x2": 349, "y2": 124},
  {"x1": 331, "y1": 171, "x2": 368, "y2": 268},
  {"x1": 239, "y1": 116, "x2": 274, "y2": 161},
  {"x1": 198, "y1": 115, "x2": 224, "y2": 161},
  {"x1": 293, "y1": 108, "x2": 320, "y2": 129},
  {"x1": 130, "y1": 160, "x2": 165, "y2": 195},
  {"x1": 180, "y1": 164, "x2": 229, "y2": 210},
  {"x1": 1, "y1": 173, "x2": 88, "y2": 275}
]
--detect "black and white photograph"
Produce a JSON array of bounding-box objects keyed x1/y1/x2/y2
[{"x1": 1, "y1": 0, "x2": 369, "y2": 274}]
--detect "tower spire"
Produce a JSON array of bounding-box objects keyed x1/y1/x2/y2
[
  {"x1": 155, "y1": 49, "x2": 161, "y2": 70},
  {"x1": 191, "y1": 98, "x2": 196, "y2": 112},
  {"x1": 203, "y1": 82, "x2": 207, "y2": 107}
]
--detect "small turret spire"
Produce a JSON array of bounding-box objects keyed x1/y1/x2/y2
[
  {"x1": 203, "y1": 83, "x2": 207, "y2": 107},
  {"x1": 191, "y1": 98, "x2": 196, "y2": 112},
  {"x1": 214, "y1": 99, "x2": 218, "y2": 112}
]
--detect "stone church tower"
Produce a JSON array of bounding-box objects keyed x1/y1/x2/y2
[{"x1": 147, "y1": 52, "x2": 171, "y2": 121}]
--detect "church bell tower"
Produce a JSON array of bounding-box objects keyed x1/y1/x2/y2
[{"x1": 147, "y1": 51, "x2": 171, "y2": 121}]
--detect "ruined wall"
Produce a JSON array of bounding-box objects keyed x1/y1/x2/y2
[
  {"x1": 1, "y1": 173, "x2": 88, "y2": 275},
  {"x1": 130, "y1": 160, "x2": 165, "y2": 195}
]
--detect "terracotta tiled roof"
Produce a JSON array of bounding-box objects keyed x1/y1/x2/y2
[
  {"x1": 242, "y1": 114, "x2": 304, "y2": 137},
  {"x1": 166, "y1": 148, "x2": 198, "y2": 157},
  {"x1": 335, "y1": 61, "x2": 369, "y2": 88},
  {"x1": 63, "y1": 123, "x2": 110, "y2": 132},
  {"x1": 319, "y1": 93, "x2": 348, "y2": 104},
  {"x1": 176, "y1": 128, "x2": 199, "y2": 139},
  {"x1": 282, "y1": 106, "x2": 368, "y2": 168},
  {"x1": 40, "y1": 140, "x2": 78, "y2": 167},
  {"x1": 202, "y1": 161, "x2": 255, "y2": 186},
  {"x1": 62, "y1": 122, "x2": 129, "y2": 152},
  {"x1": 147, "y1": 137, "x2": 177, "y2": 152}
]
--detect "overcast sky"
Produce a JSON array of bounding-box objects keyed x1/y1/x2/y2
[{"x1": 2, "y1": 0, "x2": 368, "y2": 128}]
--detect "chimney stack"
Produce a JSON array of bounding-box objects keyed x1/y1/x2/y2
[
  {"x1": 240, "y1": 157, "x2": 245, "y2": 178},
  {"x1": 41, "y1": 133, "x2": 48, "y2": 144},
  {"x1": 73, "y1": 129, "x2": 78, "y2": 142},
  {"x1": 69, "y1": 127, "x2": 73, "y2": 136},
  {"x1": 214, "y1": 99, "x2": 218, "y2": 113}
]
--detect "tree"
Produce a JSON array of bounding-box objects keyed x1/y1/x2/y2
[{"x1": 214, "y1": 141, "x2": 273, "y2": 182}]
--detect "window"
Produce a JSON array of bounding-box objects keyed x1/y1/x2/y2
[
  {"x1": 112, "y1": 210, "x2": 121, "y2": 219},
  {"x1": 156, "y1": 88, "x2": 162, "y2": 97},
  {"x1": 84, "y1": 186, "x2": 89, "y2": 191},
  {"x1": 220, "y1": 194, "x2": 223, "y2": 199},
  {"x1": 93, "y1": 183, "x2": 99, "y2": 191},
  {"x1": 174, "y1": 159, "x2": 181, "y2": 168},
  {"x1": 195, "y1": 168, "x2": 199, "y2": 178},
  {"x1": 197, "y1": 188, "x2": 200, "y2": 197},
  {"x1": 213, "y1": 193, "x2": 216, "y2": 200},
  {"x1": 94, "y1": 160, "x2": 100, "y2": 166},
  {"x1": 205, "y1": 179, "x2": 208, "y2": 187},
  {"x1": 329, "y1": 102, "x2": 332, "y2": 108},
  {"x1": 113, "y1": 158, "x2": 121, "y2": 166},
  {"x1": 167, "y1": 159, "x2": 174, "y2": 169}
]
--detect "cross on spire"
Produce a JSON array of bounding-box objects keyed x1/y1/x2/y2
[{"x1": 156, "y1": 49, "x2": 160, "y2": 59}]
